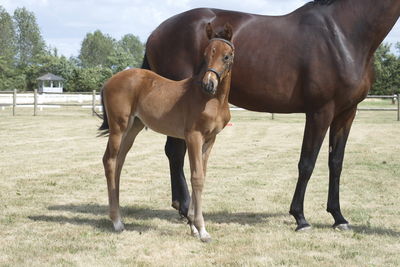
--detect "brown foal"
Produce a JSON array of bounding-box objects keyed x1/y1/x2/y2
[{"x1": 100, "y1": 23, "x2": 234, "y2": 242}]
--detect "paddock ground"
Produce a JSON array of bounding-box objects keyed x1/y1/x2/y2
[{"x1": 0, "y1": 104, "x2": 399, "y2": 266}]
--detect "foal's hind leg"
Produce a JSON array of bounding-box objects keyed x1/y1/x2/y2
[{"x1": 103, "y1": 117, "x2": 144, "y2": 231}]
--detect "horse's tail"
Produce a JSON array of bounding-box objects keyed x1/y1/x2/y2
[
  {"x1": 97, "y1": 88, "x2": 109, "y2": 136},
  {"x1": 141, "y1": 52, "x2": 151, "y2": 70}
]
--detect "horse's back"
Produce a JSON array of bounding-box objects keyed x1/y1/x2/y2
[{"x1": 145, "y1": 6, "x2": 373, "y2": 113}]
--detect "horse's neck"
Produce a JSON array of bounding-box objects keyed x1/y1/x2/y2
[{"x1": 332, "y1": 0, "x2": 400, "y2": 54}]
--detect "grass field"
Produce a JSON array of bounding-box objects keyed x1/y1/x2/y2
[{"x1": 0, "y1": 103, "x2": 399, "y2": 266}]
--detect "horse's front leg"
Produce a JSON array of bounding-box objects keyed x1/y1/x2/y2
[{"x1": 185, "y1": 131, "x2": 211, "y2": 242}]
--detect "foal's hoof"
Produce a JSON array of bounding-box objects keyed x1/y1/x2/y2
[
  {"x1": 200, "y1": 236, "x2": 212, "y2": 243},
  {"x1": 190, "y1": 224, "x2": 199, "y2": 238},
  {"x1": 333, "y1": 223, "x2": 351, "y2": 231},
  {"x1": 113, "y1": 220, "x2": 125, "y2": 232},
  {"x1": 199, "y1": 229, "x2": 212, "y2": 243},
  {"x1": 295, "y1": 223, "x2": 312, "y2": 232}
]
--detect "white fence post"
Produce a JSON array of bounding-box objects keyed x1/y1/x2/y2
[
  {"x1": 92, "y1": 90, "x2": 96, "y2": 116},
  {"x1": 13, "y1": 89, "x2": 17, "y2": 116},
  {"x1": 397, "y1": 94, "x2": 400, "y2": 121},
  {"x1": 34, "y1": 89, "x2": 38, "y2": 116}
]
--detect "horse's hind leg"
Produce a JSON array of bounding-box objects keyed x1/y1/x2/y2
[
  {"x1": 165, "y1": 137, "x2": 190, "y2": 216},
  {"x1": 327, "y1": 107, "x2": 356, "y2": 230},
  {"x1": 289, "y1": 106, "x2": 333, "y2": 231},
  {"x1": 103, "y1": 116, "x2": 144, "y2": 231}
]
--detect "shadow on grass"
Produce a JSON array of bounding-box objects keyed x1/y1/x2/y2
[
  {"x1": 28, "y1": 215, "x2": 154, "y2": 233},
  {"x1": 30, "y1": 204, "x2": 400, "y2": 237},
  {"x1": 44, "y1": 203, "x2": 285, "y2": 225},
  {"x1": 312, "y1": 223, "x2": 400, "y2": 237}
]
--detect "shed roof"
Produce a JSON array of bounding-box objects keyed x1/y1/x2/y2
[{"x1": 36, "y1": 73, "x2": 65, "y2": 81}]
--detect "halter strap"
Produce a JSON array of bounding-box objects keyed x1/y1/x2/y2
[
  {"x1": 205, "y1": 38, "x2": 234, "y2": 85},
  {"x1": 206, "y1": 68, "x2": 223, "y2": 82},
  {"x1": 209, "y1": 38, "x2": 235, "y2": 51}
]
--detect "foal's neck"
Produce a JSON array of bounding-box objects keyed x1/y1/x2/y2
[{"x1": 214, "y1": 73, "x2": 232, "y2": 105}]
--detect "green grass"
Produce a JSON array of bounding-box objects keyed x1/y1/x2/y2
[{"x1": 0, "y1": 106, "x2": 399, "y2": 266}]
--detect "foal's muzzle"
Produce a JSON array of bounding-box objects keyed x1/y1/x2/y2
[
  {"x1": 202, "y1": 80, "x2": 217, "y2": 95},
  {"x1": 202, "y1": 68, "x2": 221, "y2": 95}
]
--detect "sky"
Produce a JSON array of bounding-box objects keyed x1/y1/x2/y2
[{"x1": 1, "y1": 0, "x2": 399, "y2": 57}]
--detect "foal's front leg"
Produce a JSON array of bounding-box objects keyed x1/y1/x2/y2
[
  {"x1": 186, "y1": 132, "x2": 211, "y2": 242},
  {"x1": 187, "y1": 136, "x2": 216, "y2": 240}
]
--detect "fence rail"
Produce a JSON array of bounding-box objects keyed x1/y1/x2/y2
[
  {"x1": 1, "y1": 91, "x2": 399, "y2": 121},
  {"x1": 0, "y1": 89, "x2": 99, "y2": 116}
]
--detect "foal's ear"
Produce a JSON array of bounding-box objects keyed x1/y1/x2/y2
[
  {"x1": 206, "y1": 23, "x2": 214, "y2": 40},
  {"x1": 223, "y1": 23, "x2": 233, "y2": 41}
]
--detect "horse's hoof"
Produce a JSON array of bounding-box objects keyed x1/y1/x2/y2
[
  {"x1": 333, "y1": 223, "x2": 351, "y2": 231},
  {"x1": 113, "y1": 220, "x2": 125, "y2": 232},
  {"x1": 295, "y1": 223, "x2": 312, "y2": 232},
  {"x1": 171, "y1": 200, "x2": 180, "y2": 210}
]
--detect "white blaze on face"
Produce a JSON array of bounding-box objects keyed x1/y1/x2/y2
[
  {"x1": 207, "y1": 72, "x2": 213, "y2": 83},
  {"x1": 207, "y1": 71, "x2": 219, "y2": 89}
]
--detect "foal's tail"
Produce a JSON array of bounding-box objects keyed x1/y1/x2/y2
[{"x1": 98, "y1": 88, "x2": 109, "y2": 136}]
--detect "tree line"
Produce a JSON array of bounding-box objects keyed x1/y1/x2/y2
[
  {"x1": 0, "y1": 6, "x2": 144, "y2": 92},
  {"x1": 0, "y1": 5, "x2": 399, "y2": 94}
]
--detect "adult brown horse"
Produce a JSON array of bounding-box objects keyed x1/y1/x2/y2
[
  {"x1": 143, "y1": 0, "x2": 400, "y2": 231},
  {"x1": 100, "y1": 23, "x2": 235, "y2": 241}
]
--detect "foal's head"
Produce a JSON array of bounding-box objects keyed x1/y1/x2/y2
[{"x1": 201, "y1": 23, "x2": 234, "y2": 95}]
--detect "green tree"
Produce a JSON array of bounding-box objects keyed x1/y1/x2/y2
[
  {"x1": 79, "y1": 30, "x2": 115, "y2": 68},
  {"x1": 0, "y1": 6, "x2": 17, "y2": 90},
  {"x1": 118, "y1": 34, "x2": 144, "y2": 67},
  {"x1": 68, "y1": 66, "x2": 112, "y2": 92},
  {"x1": 13, "y1": 7, "x2": 46, "y2": 69},
  {"x1": 372, "y1": 43, "x2": 400, "y2": 95}
]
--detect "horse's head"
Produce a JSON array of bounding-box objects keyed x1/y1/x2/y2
[{"x1": 201, "y1": 23, "x2": 234, "y2": 95}]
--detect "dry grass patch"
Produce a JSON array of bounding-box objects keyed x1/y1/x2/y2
[{"x1": 0, "y1": 106, "x2": 399, "y2": 266}]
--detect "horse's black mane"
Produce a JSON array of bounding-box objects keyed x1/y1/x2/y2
[{"x1": 313, "y1": 0, "x2": 335, "y2": 5}]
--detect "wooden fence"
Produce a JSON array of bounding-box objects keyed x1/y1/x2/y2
[
  {"x1": 1, "y1": 90, "x2": 399, "y2": 121},
  {"x1": 359, "y1": 95, "x2": 400, "y2": 121},
  {"x1": 0, "y1": 89, "x2": 98, "y2": 116}
]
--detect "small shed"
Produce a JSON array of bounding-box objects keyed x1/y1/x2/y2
[{"x1": 37, "y1": 73, "x2": 65, "y2": 93}]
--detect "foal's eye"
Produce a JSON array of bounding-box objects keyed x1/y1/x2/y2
[{"x1": 224, "y1": 55, "x2": 230, "y2": 61}]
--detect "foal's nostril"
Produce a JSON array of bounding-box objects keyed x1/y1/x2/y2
[
  {"x1": 202, "y1": 80, "x2": 215, "y2": 94},
  {"x1": 207, "y1": 82, "x2": 214, "y2": 92}
]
